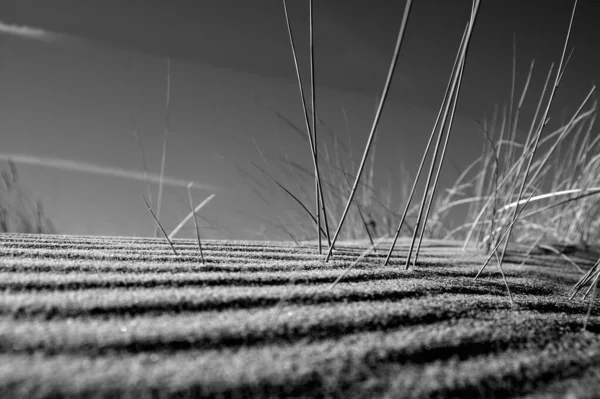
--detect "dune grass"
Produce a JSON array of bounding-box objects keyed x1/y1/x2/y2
[
  {"x1": 241, "y1": 0, "x2": 599, "y2": 322},
  {"x1": 2, "y1": 0, "x2": 600, "y2": 396},
  {"x1": 0, "y1": 160, "x2": 56, "y2": 235}
]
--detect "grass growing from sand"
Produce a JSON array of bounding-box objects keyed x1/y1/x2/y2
[{"x1": 2, "y1": 0, "x2": 600, "y2": 397}]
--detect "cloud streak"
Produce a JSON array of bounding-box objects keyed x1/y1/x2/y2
[
  {"x1": 0, "y1": 154, "x2": 217, "y2": 191},
  {"x1": 0, "y1": 20, "x2": 93, "y2": 49}
]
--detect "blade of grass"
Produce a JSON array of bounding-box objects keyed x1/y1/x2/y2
[
  {"x1": 342, "y1": 171, "x2": 376, "y2": 250},
  {"x1": 325, "y1": 0, "x2": 413, "y2": 262},
  {"x1": 142, "y1": 194, "x2": 178, "y2": 256},
  {"x1": 570, "y1": 258, "x2": 600, "y2": 299},
  {"x1": 168, "y1": 193, "x2": 215, "y2": 240},
  {"x1": 156, "y1": 57, "x2": 172, "y2": 238},
  {"x1": 499, "y1": 187, "x2": 600, "y2": 213},
  {"x1": 406, "y1": 0, "x2": 480, "y2": 269},
  {"x1": 412, "y1": 40, "x2": 469, "y2": 267},
  {"x1": 505, "y1": 32, "x2": 517, "y2": 168},
  {"x1": 187, "y1": 182, "x2": 206, "y2": 264},
  {"x1": 309, "y1": 0, "x2": 324, "y2": 253},
  {"x1": 525, "y1": 86, "x2": 596, "y2": 191},
  {"x1": 475, "y1": 180, "x2": 542, "y2": 280},
  {"x1": 537, "y1": 244, "x2": 584, "y2": 274},
  {"x1": 473, "y1": 181, "x2": 542, "y2": 304},
  {"x1": 128, "y1": 112, "x2": 154, "y2": 209},
  {"x1": 329, "y1": 235, "x2": 388, "y2": 290},
  {"x1": 462, "y1": 62, "x2": 556, "y2": 250},
  {"x1": 282, "y1": 0, "x2": 331, "y2": 250},
  {"x1": 383, "y1": 23, "x2": 468, "y2": 266},
  {"x1": 254, "y1": 162, "x2": 328, "y2": 239},
  {"x1": 493, "y1": 0, "x2": 579, "y2": 273},
  {"x1": 582, "y1": 272, "x2": 598, "y2": 332}
]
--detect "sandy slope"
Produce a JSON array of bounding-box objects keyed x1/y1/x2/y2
[{"x1": 0, "y1": 233, "x2": 598, "y2": 398}]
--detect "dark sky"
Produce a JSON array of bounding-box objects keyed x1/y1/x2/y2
[{"x1": 0, "y1": 0, "x2": 597, "y2": 239}]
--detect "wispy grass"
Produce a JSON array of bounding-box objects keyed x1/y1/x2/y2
[
  {"x1": 408, "y1": 5, "x2": 481, "y2": 269},
  {"x1": 325, "y1": 0, "x2": 414, "y2": 262},
  {"x1": 141, "y1": 194, "x2": 178, "y2": 256},
  {"x1": 187, "y1": 182, "x2": 206, "y2": 264},
  {"x1": 155, "y1": 57, "x2": 172, "y2": 238},
  {"x1": 0, "y1": 160, "x2": 56, "y2": 234},
  {"x1": 168, "y1": 193, "x2": 215, "y2": 241},
  {"x1": 282, "y1": 0, "x2": 331, "y2": 252}
]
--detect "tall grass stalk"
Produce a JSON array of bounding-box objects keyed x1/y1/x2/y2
[
  {"x1": 524, "y1": 86, "x2": 595, "y2": 191},
  {"x1": 128, "y1": 112, "x2": 154, "y2": 209},
  {"x1": 142, "y1": 194, "x2": 178, "y2": 256},
  {"x1": 168, "y1": 193, "x2": 215, "y2": 240},
  {"x1": 459, "y1": 75, "x2": 600, "y2": 251},
  {"x1": 383, "y1": 22, "x2": 469, "y2": 266},
  {"x1": 342, "y1": 171, "x2": 376, "y2": 250},
  {"x1": 412, "y1": 35, "x2": 470, "y2": 267},
  {"x1": 404, "y1": 0, "x2": 480, "y2": 269},
  {"x1": 329, "y1": 235, "x2": 388, "y2": 290},
  {"x1": 254, "y1": 163, "x2": 328, "y2": 238},
  {"x1": 497, "y1": 1, "x2": 582, "y2": 272},
  {"x1": 308, "y1": 0, "x2": 325, "y2": 253},
  {"x1": 325, "y1": 0, "x2": 413, "y2": 262},
  {"x1": 282, "y1": 0, "x2": 331, "y2": 250},
  {"x1": 156, "y1": 57, "x2": 172, "y2": 238},
  {"x1": 463, "y1": 63, "x2": 555, "y2": 249},
  {"x1": 187, "y1": 182, "x2": 205, "y2": 264},
  {"x1": 474, "y1": 181, "x2": 542, "y2": 304},
  {"x1": 583, "y1": 274, "x2": 598, "y2": 331}
]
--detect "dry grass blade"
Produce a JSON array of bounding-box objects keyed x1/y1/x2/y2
[
  {"x1": 524, "y1": 86, "x2": 596, "y2": 191},
  {"x1": 141, "y1": 194, "x2": 178, "y2": 256},
  {"x1": 156, "y1": 57, "x2": 172, "y2": 238},
  {"x1": 505, "y1": 34, "x2": 518, "y2": 168},
  {"x1": 187, "y1": 182, "x2": 205, "y2": 264},
  {"x1": 474, "y1": 181, "x2": 542, "y2": 287},
  {"x1": 504, "y1": 59, "x2": 536, "y2": 215},
  {"x1": 282, "y1": 0, "x2": 331, "y2": 250},
  {"x1": 583, "y1": 270, "x2": 600, "y2": 300},
  {"x1": 383, "y1": 23, "x2": 469, "y2": 266},
  {"x1": 329, "y1": 235, "x2": 388, "y2": 290},
  {"x1": 325, "y1": 0, "x2": 413, "y2": 262},
  {"x1": 463, "y1": 63, "x2": 556, "y2": 250},
  {"x1": 570, "y1": 258, "x2": 600, "y2": 300},
  {"x1": 583, "y1": 273, "x2": 599, "y2": 331},
  {"x1": 537, "y1": 244, "x2": 584, "y2": 274},
  {"x1": 500, "y1": 187, "x2": 600, "y2": 213},
  {"x1": 128, "y1": 112, "x2": 154, "y2": 209},
  {"x1": 341, "y1": 171, "x2": 376, "y2": 251},
  {"x1": 515, "y1": 233, "x2": 547, "y2": 270},
  {"x1": 254, "y1": 163, "x2": 328, "y2": 239},
  {"x1": 475, "y1": 182, "x2": 545, "y2": 306},
  {"x1": 477, "y1": 119, "x2": 501, "y2": 251},
  {"x1": 252, "y1": 137, "x2": 269, "y2": 166},
  {"x1": 168, "y1": 194, "x2": 215, "y2": 240},
  {"x1": 412, "y1": 36, "x2": 470, "y2": 268},
  {"x1": 406, "y1": 0, "x2": 480, "y2": 270},
  {"x1": 308, "y1": 0, "x2": 325, "y2": 253},
  {"x1": 494, "y1": 0, "x2": 579, "y2": 272}
]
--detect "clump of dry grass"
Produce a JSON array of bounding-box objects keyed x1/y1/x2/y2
[
  {"x1": 0, "y1": 159, "x2": 56, "y2": 235},
  {"x1": 263, "y1": 0, "x2": 599, "y2": 324}
]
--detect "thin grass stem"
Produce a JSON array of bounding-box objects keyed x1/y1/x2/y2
[
  {"x1": 325, "y1": 0, "x2": 413, "y2": 262},
  {"x1": 142, "y1": 194, "x2": 178, "y2": 256}
]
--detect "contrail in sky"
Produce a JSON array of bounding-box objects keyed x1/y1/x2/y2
[
  {"x1": 0, "y1": 23, "x2": 217, "y2": 191},
  {"x1": 0, "y1": 20, "x2": 99, "y2": 49},
  {"x1": 0, "y1": 154, "x2": 217, "y2": 191},
  {"x1": 0, "y1": 22, "x2": 52, "y2": 41}
]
